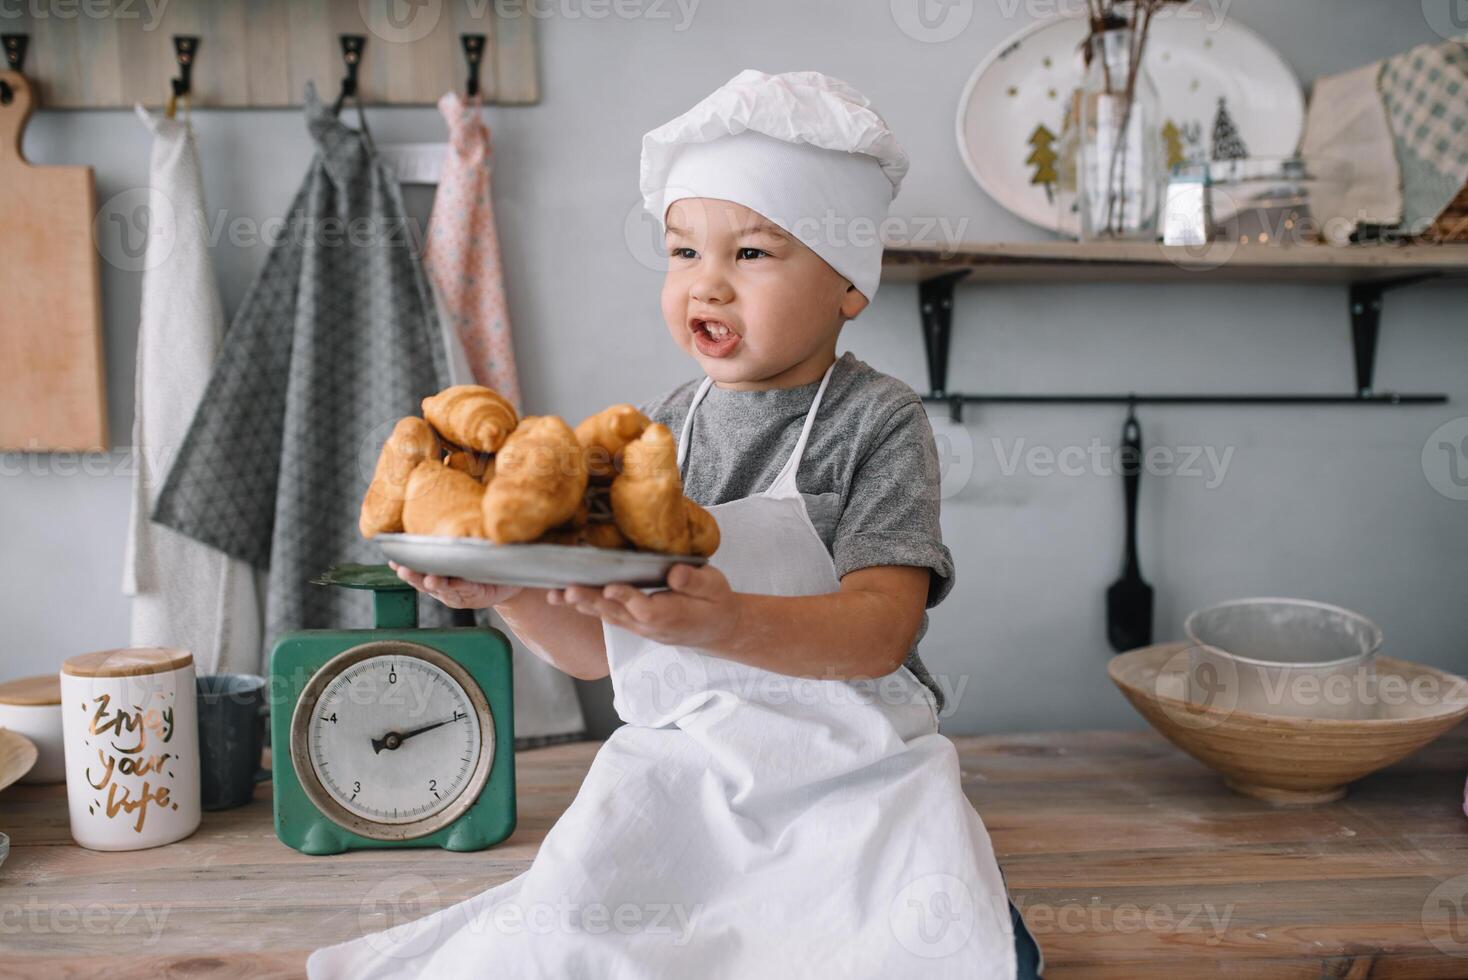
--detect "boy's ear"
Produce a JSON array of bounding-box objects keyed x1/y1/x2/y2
[{"x1": 840, "y1": 282, "x2": 870, "y2": 321}]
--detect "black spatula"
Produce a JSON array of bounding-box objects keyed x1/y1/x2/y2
[{"x1": 1107, "y1": 403, "x2": 1153, "y2": 653}]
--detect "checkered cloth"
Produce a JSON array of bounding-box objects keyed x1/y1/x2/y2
[
  {"x1": 1379, "y1": 34, "x2": 1468, "y2": 231},
  {"x1": 152, "y1": 82, "x2": 457, "y2": 657}
]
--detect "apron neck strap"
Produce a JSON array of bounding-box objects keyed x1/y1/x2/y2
[
  {"x1": 676, "y1": 375, "x2": 715, "y2": 476},
  {"x1": 765, "y1": 359, "x2": 837, "y2": 498},
  {"x1": 675, "y1": 358, "x2": 840, "y2": 496}
]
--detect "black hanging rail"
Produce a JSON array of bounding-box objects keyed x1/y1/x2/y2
[
  {"x1": 923, "y1": 391, "x2": 1445, "y2": 422},
  {"x1": 925, "y1": 393, "x2": 1446, "y2": 405},
  {"x1": 912, "y1": 265, "x2": 1452, "y2": 423}
]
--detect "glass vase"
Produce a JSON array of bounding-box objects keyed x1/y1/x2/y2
[{"x1": 1077, "y1": 28, "x2": 1163, "y2": 240}]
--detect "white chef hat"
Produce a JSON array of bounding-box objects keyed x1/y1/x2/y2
[{"x1": 640, "y1": 69, "x2": 909, "y2": 302}]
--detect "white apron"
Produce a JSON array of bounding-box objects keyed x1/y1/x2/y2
[
  {"x1": 308, "y1": 360, "x2": 1017, "y2": 979},
  {"x1": 122, "y1": 104, "x2": 263, "y2": 675}
]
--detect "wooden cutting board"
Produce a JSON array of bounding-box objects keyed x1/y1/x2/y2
[{"x1": 0, "y1": 70, "x2": 107, "y2": 452}]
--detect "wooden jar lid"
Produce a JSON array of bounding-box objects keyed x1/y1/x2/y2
[
  {"x1": 61, "y1": 648, "x2": 193, "y2": 679},
  {"x1": 0, "y1": 674, "x2": 61, "y2": 706}
]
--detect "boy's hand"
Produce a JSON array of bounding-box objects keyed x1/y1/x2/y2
[
  {"x1": 548, "y1": 563, "x2": 740, "y2": 649},
  {"x1": 389, "y1": 560, "x2": 523, "y2": 610}
]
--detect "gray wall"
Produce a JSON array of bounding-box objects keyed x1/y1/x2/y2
[{"x1": 4, "y1": 0, "x2": 1465, "y2": 737}]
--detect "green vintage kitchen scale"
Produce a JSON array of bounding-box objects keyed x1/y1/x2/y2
[{"x1": 270, "y1": 564, "x2": 515, "y2": 855}]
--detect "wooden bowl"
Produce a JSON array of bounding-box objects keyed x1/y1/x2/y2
[{"x1": 1109, "y1": 643, "x2": 1468, "y2": 804}]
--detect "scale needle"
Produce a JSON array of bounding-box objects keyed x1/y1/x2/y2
[{"x1": 371, "y1": 711, "x2": 467, "y2": 754}]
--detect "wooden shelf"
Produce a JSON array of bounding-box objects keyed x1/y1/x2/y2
[
  {"x1": 878, "y1": 242, "x2": 1466, "y2": 414},
  {"x1": 881, "y1": 241, "x2": 1468, "y2": 284}
]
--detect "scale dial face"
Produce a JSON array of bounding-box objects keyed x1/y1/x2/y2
[{"x1": 290, "y1": 641, "x2": 494, "y2": 841}]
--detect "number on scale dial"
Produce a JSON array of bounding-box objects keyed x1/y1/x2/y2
[{"x1": 305, "y1": 654, "x2": 482, "y2": 825}]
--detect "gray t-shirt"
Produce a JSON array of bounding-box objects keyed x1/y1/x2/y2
[{"x1": 639, "y1": 350, "x2": 954, "y2": 713}]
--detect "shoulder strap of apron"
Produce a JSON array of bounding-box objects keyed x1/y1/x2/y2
[
  {"x1": 676, "y1": 375, "x2": 715, "y2": 477},
  {"x1": 765, "y1": 358, "x2": 837, "y2": 498},
  {"x1": 673, "y1": 360, "x2": 839, "y2": 494}
]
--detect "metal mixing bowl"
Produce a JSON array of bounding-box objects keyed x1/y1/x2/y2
[{"x1": 1184, "y1": 598, "x2": 1381, "y2": 721}]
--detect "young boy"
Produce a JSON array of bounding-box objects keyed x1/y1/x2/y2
[
  {"x1": 404, "y1": 85, "x2": 952, "y2": 714},
  {"x1": 325, "y1": 70, "x2": 1041, "y2": 979}
]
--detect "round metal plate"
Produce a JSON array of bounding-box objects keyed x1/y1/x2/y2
[{"x1": 375, "y1": 534, "x2": 706, "y2": 589}]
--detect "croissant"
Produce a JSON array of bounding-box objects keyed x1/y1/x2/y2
[
  {"x1": 610, "y1": 423, "x2": 693, "y2": 555},
  {"x1": 684, "y1": 498, "x2": 720, "y2": 557},
  {"x1": 585, "y1": 483, "x2": 614, "y2": 523},
  {"x1": 537, "y1": 522, "x2": 629, "y2": 550},
  {"x1": 359, "y1": 417, "x2": 441, "y2": 538},
  {"x1": 402, "y1": 459, "x2": 486, "y2": 538},
  {"x1": 422, "y1": 385, "x2": 518, "y2": 454},
  {"x1": 537, "y1": 525, "x2": 580, "y2": 546},
  {"x1": 583, "y1": 522, "x2": 630, "y2": 550},
  {"x1": 481, "y1": 416, "x2": 589, "y2": 543},
  {"x1": 575, "y1": 404, "x2": 651, "y2": 481},
  {"x1": 445, "y1": 449, "x2": 495, "y2": 483}
]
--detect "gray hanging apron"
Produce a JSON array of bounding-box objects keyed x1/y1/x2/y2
[{"x1": 152, "y1": 81, "x2": 456, "y2": 654}]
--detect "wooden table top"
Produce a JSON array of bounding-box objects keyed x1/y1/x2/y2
[{"x1": 2, "y1": 724, "x2": 1467, "y2": 979}]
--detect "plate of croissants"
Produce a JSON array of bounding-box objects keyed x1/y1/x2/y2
[{"x1": 359, "y1": 384, "x2": 719, "y2": 588}]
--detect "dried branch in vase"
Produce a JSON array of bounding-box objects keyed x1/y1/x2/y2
[{"x1": 1078, "y1": 0, "x2": 1183, "y2": 238}]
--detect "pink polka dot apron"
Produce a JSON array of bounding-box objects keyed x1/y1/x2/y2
[{"x1": 422, "y1": 91, "x2": 522, "y2": 411}]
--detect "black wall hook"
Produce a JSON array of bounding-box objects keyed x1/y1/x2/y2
[
  {"x1": 2, "y1": 33, "x2": 25, "y2": 70},
  {"x1": 462, "y1": 34, "x2": 486, "y2": 99},
  {"x1": 171, "y1": 35, "x2": 199, "y2": 99},
  {"x1": 0, "y1": 33, "x2": 28, "y2": 105},
  {"x1": 332, "y1": 34, "x2": 366, "y2": 116}
]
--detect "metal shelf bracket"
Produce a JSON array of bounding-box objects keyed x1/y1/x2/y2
[
  {"x1": 915, "y1": 269, "x2": 1449, "y2": 418},
  {"x1": 918, "y1": 271, "x2": 968, "y2": 420},
  {"x1": 1348, "y1": 273, "x2": 1437, "y2": 398}
]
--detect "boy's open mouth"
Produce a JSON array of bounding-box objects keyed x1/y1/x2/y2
[{"x1": 690, "y1": 316, "x2": 741, "y2": 358}]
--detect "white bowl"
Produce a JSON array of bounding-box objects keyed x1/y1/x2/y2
[
  {"x1": 0, "y1": 674, "x2": 65, "y2": 783},
  {"x1": 1184, "y1": 597, "x2": 1381, "y2": 721}
]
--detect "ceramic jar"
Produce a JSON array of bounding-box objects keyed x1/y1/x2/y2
[{"x1": 60, "y1": 648, "x2": 201, "y2": 851}]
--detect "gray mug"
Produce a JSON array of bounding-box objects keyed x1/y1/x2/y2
[{"x1": 196, "y1": 674, "x2": 271, "y2": 811}]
